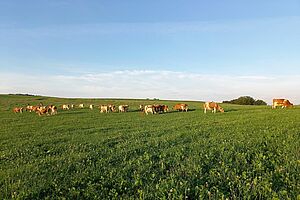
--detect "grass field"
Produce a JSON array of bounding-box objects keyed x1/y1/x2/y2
[{"x1": 1, "y1": 94, "x2": 300, "y2": 199}]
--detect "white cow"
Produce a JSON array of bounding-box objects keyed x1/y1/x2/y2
[
  {"x1": 100, "y1": 105, "x2": 109, "y2": 113},
  {"x1": 144, "y1": 105, "x2": 156, "y2": 115},
  {"x1": 62, "y1": 104, "x2": 70, "y2": 110},
  {"x1": 118, "y1": 105, "x2": 129, "y2": 112}
]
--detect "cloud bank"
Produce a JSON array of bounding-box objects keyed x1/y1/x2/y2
[{"x1": 1, "y1": 70, "x2": 299, "y2": 104}]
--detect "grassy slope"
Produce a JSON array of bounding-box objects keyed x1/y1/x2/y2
[{"x1": 0, "y1": 95, "x2": 299, "y2": 199}]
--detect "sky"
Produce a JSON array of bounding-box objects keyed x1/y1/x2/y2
[{"x1": 0, "y1": 0, "x2": 300, "y2": 104}]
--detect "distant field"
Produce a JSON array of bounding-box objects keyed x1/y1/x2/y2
[{"x1": 1, "y1": 94, "x2": 300, "y2": 199}]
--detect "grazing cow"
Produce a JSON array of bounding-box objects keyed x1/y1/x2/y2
[
  {"x1": 153, "y1": 105, "x2": 169, "y2": 113},
  {"x1": 47, "y1": 105, "x2": 57, "y2": 115},
  {"x1": 139, "y1": 104, "x2": 144, "y2": 112},
  {"x1": 26, "y1": 105, "x2": 33, "y2": 112},
  {"x1": 118, "y1": 105, "x2": 129, "y2": 112},
  {"x1": 26, "y1": 105, "x2": 39, "y2": 112},
  {"x1": 203, "y1": 102, "x2": 224, "y2": 114},
  {"x1": 13, "y1": 107, "x2": 23, "y2": 113},
  {"x1": 36, "y1": 106, "x2": 49, "y2": 116},
  {"x1": 272, "y1": 99, "x2": 293, "y2": 109},
  {"x1": 100, "y1": 105, "x2": 109, "y2": 113},
  {"x1": 173, "y1": 104, "x2": 188, "y2": 112},
  {"x1": 79, "y1": 104, "x2": 84, "y2": 108},
  {"x1": 70, "y1": 104, "x2": 75, "y2": 109},
  {"x1": 144, "y1": 105, "x2": 156, "y2": 115},
  {"x1": 108, "y1": 104, "x2": 116, "y2": 112},
  {"x1": 62, "y1": 104, "x2": 70, "y2": 110},
  {"x1": 100, "y1": 104, "x2": 115, "y2": 113},
  {"x1": 159, "y1": 105, "x2": 169, "y2": 112},
  {"x1": 89, "y1": 104, "x2": 94, "y2": 110}
]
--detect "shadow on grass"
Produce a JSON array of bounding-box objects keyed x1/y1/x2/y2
[
  {"x1": 224, "y1": 109, "x2": 239, "y2": 112},
  {"x1": 60, "y1": 111, "x2": 85, "y2": 115}
]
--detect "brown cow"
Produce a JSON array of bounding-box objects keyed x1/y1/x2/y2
[
  {"x1": 13, "y1": 107, "x2": 23, "y2": 113},
  {"x1": 173, "y1": 104, "x2": 188, "y2": 112},
  {"x1": 36, "y1": 106, "x2": 49, "y2": 116},
  {"x1": 153, "y1": 105, "x2": 169, "y2": 113},
  {"x1": 203, "y1": 102, "x2": 224, "y2": 113},
  {"x1": 26, "y1": 105, "x2": 39, "y2": 112},
  {"x1": 272, "y1": 99, "x2": 293, "y2": 108},
  {"x1": 47, "y1": 105, "x2": 58, "y2": 115}
]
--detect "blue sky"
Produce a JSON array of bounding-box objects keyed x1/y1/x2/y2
[{"x1": 1, "y1": 1, "x2": 300, "y2": 103}]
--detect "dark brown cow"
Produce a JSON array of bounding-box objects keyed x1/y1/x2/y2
[{"x1": 153, "y1": 105, "x2": 169, "y2": 113}]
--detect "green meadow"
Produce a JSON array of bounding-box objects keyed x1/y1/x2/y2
[{"x1": 0, "y1": 94, "x2": 299, "y2": 199}]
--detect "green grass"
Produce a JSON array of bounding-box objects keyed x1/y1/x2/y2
[{"x1": 1, "y1": 94, "x2": 300, "y2": 199}]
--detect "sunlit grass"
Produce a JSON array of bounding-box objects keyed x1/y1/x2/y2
[{"x1": 1, "y1": 95, "x2": 299, "y2": 199}]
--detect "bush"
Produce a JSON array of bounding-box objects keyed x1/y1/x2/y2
[{"x1": 223, "y1": 96, "x2": 267, "y2": 105}]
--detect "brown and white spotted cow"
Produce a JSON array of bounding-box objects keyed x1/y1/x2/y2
[
  {"x1": 272, "y1": 99, "x2": 293, "y2": 108},
  {"x1": 203, "y1": 102, "x2": 224, "y2": 113},
  {"x1": 13, "y1": 107, "x2": 23, "y2": 113}
]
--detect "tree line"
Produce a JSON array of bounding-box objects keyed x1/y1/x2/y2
[{"x1": 223, "y1": 96, "x2": 267, "y2": 105}]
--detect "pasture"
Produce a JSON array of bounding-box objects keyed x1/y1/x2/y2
[{"x1": 0, "y1": 94, "x2": 300, "y2": 199}]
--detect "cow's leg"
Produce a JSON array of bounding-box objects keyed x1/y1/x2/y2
[{"x1": 204, "y1": 108, "x2": 207, "y2": 113}]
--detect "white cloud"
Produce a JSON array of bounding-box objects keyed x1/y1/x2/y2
[{"x1": 1, "y1": 70, "x2": 300, "y2": 104}]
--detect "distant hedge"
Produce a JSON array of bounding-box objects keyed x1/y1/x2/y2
[{"x1": 223, "y1": 96, "x2": 267, "y2": 105}]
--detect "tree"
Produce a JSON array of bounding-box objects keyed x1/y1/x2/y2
[
  {"x1": 223, "y1": 96, "x2": 267, "y2": 105},
  {"x1": 254, "y1": 99, "x2": 267, "y2": 105}
]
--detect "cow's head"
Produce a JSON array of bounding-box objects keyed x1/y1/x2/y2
[{"x1": 219, "y1": 107, "x2": 225, "y2": 113}]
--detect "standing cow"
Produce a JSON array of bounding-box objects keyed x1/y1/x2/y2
[
  {"x1": 173, "y1": 104, "x2": 188, "y2": 112},
  {"x1": 62, "y1": 104, "x2": 70, "y2": 110},
  {"x1": 272, "y1": 99, "x2": 293, "y2": 108},
  {"x1": 144, "y1": 105, "x2": 156, "y2": 115},
  {"x1": 203, "y1": 102, "x2": 224, "y2": 113},
  {"x1": 118, "y1": 105, "x2": 129, "y2": 112},
  {"x1": 13, "y1": 107, "x2": 23, "y2": 113}
]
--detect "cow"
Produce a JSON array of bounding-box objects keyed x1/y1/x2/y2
[
  {"x1": 118, "y1": 105, "x2": 129, "y2": 112},
  {"x1": 203, "y1": 102, "x2": 224, "y2": 113},
  {"x1": 139, "y1": 104, "x2": 144, "y2": 112},
  {"x1": 36, "y1": 106, "x2": 50, "y2": 116},
  {"x1": 26, "y1": 105, "x2": 39, "y2": 112},
  {"x1": 173, "y1": 104, "x2": 188, "y2": 112},
  {"x1": 79, "y1": 104, "x2": 84, "y2": 108},
  {"x1": 144, "y1": 105, "x2": 156, "y2": 115},
  {"x1": 100, "y1": 105, "x2": 108, "y2": 113},
  {"x1": 26, "y1": 105, "x2": 33, "y2": 112},
  {"x1": 108, "y1": 104, "x2": 116, "y2": 112},
  {"x1": 62, "y1": 104, "x2": 70, "y2": 110},
  {"x1": 47, "y1": 105, "x2": 58, "y2": 115},
  {"x1": 153, "y1": 105, "x2": 162, "y2": 113},
  {"x1": 161, "y1": 105, "x2": 169, "y2": 112},
  {"x1": 153, "y1": 105, "x2": 169, "y2": 113},
  {"x1": 272, "y1": 99, "x2": 293, "y2": 109},
  {"x1": 89, "y1": 104, "x2": 94, "y2": 110},
  {"x1": 70, "y1": 104, "x2": 75, "y2": 109},
  {"x1": 13, "y1": 107, "x2": 23, "y2": 113}
]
